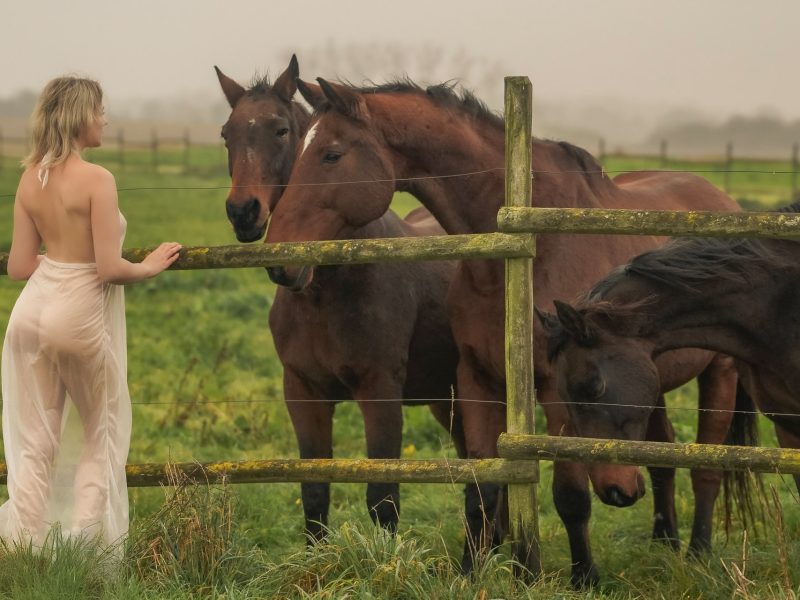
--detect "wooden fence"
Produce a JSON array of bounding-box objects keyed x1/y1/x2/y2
[{"x1": 4, "y1": 76, "x2": 800, "y2": 576}]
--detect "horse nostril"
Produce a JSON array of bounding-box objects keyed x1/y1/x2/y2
[
  {"x1": 605, "y1": 486, "x2": 637, "y2": 508},
  {"x1": 226, "y1": 197, "x2": 261, "y2": 225}
]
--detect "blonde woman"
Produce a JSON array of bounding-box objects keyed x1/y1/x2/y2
[{"x1": 0, "y1": 76, "x2": 180, "y2": 546}]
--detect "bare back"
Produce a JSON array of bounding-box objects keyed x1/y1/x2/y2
[{"x1": 16, "y1": 154, "x2": 114, "y2": 263}]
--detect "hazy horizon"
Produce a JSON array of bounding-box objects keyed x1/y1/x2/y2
[{"x1": 2, "y1": 0, "x2": 799, "y2": 156}]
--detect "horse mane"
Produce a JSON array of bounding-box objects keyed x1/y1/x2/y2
[
  {"x1": 546, "y1": 200, "x2": 800, "y2": 360},
  {"x1": 317, "y1": 77, "x2": 505, "y2": 129},
  {"x1": 247, "y1": 73, "x2": 273, "y2": 95}
]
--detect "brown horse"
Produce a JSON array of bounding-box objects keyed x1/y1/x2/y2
[
  {"x1": 216, "y1": 58, "x2": 463, "y2": 540},
  {"x1": 538, "y1": 202, "x2": 800, "y2": 509},
  {"x1": 264, "y1": 77, "x2": 742, "y2": 584}
]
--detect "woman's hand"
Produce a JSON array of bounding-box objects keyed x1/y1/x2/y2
[{"x1": 141, "y1": 242, "x2": 182, "y2": 277}]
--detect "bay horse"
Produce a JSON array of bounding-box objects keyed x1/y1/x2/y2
[
  {"x1": 540, "y1": 203, "x2": 800, "y2": 507},
  {"x1": 264, "y1": 77, "x2": 743, "y2": 584},
  {"x1": 216, "y1": 58, "x2": 463, "y2": 540}
]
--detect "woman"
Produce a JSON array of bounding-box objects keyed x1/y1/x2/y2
[{"x1": 0, "y1": 76, "x2": 180, "y2": 546}]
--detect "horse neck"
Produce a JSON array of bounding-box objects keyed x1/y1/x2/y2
[
  {"x1": 371, "y1": 95, "x2": 505, "y2": 235},
  {"x1": 371, "y1": 96, "x2": 611, "y2": 235},
  {"x1": 593, "y1": 272, "x2": 765, "y2": 365}
]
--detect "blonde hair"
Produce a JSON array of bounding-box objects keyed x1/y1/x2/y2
[{"x1": 22, "y1": 76, "x2": 103, "y2": 178}]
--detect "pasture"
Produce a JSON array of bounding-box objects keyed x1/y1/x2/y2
[{"x1": 0, "y1": 146, "x2": 799, "y2": 598}]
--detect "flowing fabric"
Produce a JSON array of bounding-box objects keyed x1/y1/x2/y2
[{"x1": 0, "y1": 214, "x2": 131, "y2": 547}]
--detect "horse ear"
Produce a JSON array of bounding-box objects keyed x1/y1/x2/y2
[
  {"x1": 272, "y1": 54, "x2": 299, "y2": 103},
  {"x1": 297, "y1": 78, "x2": 325, "y2": 110},
  {"x1": 553, "y1": 300, "x2": 597, "y2": 345},
  {"x1": 535, "y1": 306, "x2": 560, "y2": 335},
  {"x1": 317, "y1": 78, "x2": 367, "y2": 120},
  {"x1": 214, "y1": 66, "x2": 245, "y2": 108}
]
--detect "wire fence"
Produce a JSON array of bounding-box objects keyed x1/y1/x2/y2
[{"x1": 0, "y1": 128, "x2": 798, "y2": 200}]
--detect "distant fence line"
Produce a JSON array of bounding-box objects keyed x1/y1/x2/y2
[
  {"x1": 0, "y1": 127, "x2": 224, "y2": 175},
  {"x1": 598, "y1": 137, "x2": 800, "y2": 198},
  {"x1": 0, "y1": 127, "x2": 798, "y2": 198}
]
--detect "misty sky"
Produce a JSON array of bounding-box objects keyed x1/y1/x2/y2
[{"x1": 2, "y1": 0, "x2": 799, "y2": 119}]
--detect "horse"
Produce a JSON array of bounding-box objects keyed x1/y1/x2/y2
[
  {"x1": 539, "y1": 202, "x2": 800, "y2": 504},
  {"x1": 263, "y1": 76, "x2": 743, "y2": 584},
  {"x1": 216, "y1": 58, "x2": 463, "y2": 540}
]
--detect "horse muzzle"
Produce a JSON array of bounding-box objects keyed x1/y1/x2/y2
[
  {"x1": 590, "y1": 465, "x2": 646, "y2": 508},
  {"x1": 226, "y1": 197, "x2": 265, "y2": 242},
  {"x1": 266, "y1": 265, "x2": 314, "y2": 291}
]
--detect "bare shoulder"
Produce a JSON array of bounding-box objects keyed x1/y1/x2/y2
[
  {"x1": 79, "y1": 161, "x2": 116, "y2": 187},
  {"x1": 76, "y1": 163, "x2": 117, "y2": 204}
]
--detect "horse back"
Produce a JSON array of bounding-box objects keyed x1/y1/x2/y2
[{"x1": 610, "y1": 171, "x2": 740, "y2": 212}]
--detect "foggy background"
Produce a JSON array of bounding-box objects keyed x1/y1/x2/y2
[{"x1": 1, "y1": 0, "x2": 798, "y2": 158}]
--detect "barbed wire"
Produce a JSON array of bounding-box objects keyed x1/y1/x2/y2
[{"x1": 0, "y1": 166, "x2": 798, "y2": 199}]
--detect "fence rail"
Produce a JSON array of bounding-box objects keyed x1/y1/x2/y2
[
  {"x1": 498, "y1": 434, "x2": 800, "y2": 475},
  {"x1": 0, "y1": 458, "x2": 538, "y2": 488}
]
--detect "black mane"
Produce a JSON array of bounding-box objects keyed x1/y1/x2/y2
[
  {"x1": 545, "y1": 200, "x2": 800, "y2": 360},
  {"x1": 247, "y1": 73, "x2": 274, "y2": 96},
  {"x1": 621, "y1": 201, "x2": 800, "y2": 294},
  {"x1": 317, "y1": 78, "x2": 505, "y2": 129}
]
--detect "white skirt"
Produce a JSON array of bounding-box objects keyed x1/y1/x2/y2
[{"x1": 0, "y1": 256, "x2": 131, "y2": 547}]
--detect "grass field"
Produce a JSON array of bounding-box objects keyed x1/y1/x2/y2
[{"x1": 0, "y1": 147, "x2": 799, "y2": 598}]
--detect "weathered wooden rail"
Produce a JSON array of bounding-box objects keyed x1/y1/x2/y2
[
  {"x1": 498, "y1": 435, "x2": 800, "y2": 475},
  {"x1": 0, "y1": 458, "x2": 537, "y2": 488},
  {"x1": 2, "y1": 232, "x2": 534, "y2": 276}
]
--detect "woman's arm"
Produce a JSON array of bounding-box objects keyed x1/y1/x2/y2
[
  {"x1": 90, "y1": 168, "x2": 180, "y2": 284},
  {"x1": 7, "y1": 194, "x2": 43, "y2": 281}
]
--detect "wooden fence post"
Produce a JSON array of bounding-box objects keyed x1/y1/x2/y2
[
  {"x1": 792, "y1": 142, "x2": 798, "y2": 200},
  {"x1": 151, "y1": 129, "x2": 159, "y2": 172},
  {"x1": 724, "y1": 141, "x2": 733, "y2": 194},
  {"x1": 183, "y1": 128, "x2": 191, "y2": 173},
  {"x1": 117, "y1": 129, "x2": 125, "y2": 171},
  {"x1": 504, "y1": 75, "x2": 541, "y2": 578}
]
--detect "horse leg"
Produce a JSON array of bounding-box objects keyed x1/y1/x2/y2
[
  {"x1": 456, "y1": 359, "x2": 506, "y2": 575},
  {"x1": 689, "y1": 355, "x2": 737, "y2": 555},
  {"x1": 284, "y1": 368, "x2": 334, "y2": 543},
  {"x1": 645, "y1": 395, "x2": 680, "y2": 549},
  {"x1": 429, "y1": 401, "x2": 467, "y2": 458},
  {"x1": 356, "y1": 379, "x2": 404, "y2": 533}
]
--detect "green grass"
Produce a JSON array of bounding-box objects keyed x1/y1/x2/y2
[{"x1": 0, "y1": 150, "x2": 799, "y2": 597}]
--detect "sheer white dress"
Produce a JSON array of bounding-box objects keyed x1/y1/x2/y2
[{"x1": 0, "y1": 213, "x2": 131, "y2": 547}]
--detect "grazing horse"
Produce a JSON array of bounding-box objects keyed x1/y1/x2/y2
[
  {"x1": 216, "y1": 58, "x2": 463, "y2": 540},
  {"x1": 539, "y1": 202, "x2": 800, "y2": 506},
  {"x1": 265, "y1": 77, "x2": 742, "y2": 584}
]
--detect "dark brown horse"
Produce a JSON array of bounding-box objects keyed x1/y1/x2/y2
[
  {"x1": 264, "y1": 77, "x2": 742, "y2": 584},
  {"x1": 540, "y1": 203, "x2": 800, "y2": 496},
  {"x1": 216, "y1": 58, "x2": 463, "y2": 539}
]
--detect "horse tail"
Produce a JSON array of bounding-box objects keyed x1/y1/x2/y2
[{"x1": 722, "y1": 380, "x2": 763, "y2": 535}]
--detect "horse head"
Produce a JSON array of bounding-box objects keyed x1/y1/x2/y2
[
  {"x1": 216, "y1": 54, "x2": 309, "y2": 242},
  {"x1": 265, "y1": 78, "x2": 396, "y2": 290},
  {"x1": 538, "y1": 300, "x2": 659, "y2": 507}
]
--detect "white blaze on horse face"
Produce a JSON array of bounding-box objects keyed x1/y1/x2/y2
[
  {"x1": 246, "y1": 147, "x2": 256, "y2": 165},
  {"x1": 301, "y1": 120, "x2": 320, "y2": 156}
]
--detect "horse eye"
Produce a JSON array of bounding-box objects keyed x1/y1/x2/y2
[
  {"x1": 276, "y1": 127, "x2": 289, "y2": 138},
  {"x1": 323, "y1": 152, "x2": 342, "y2": 164}
]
